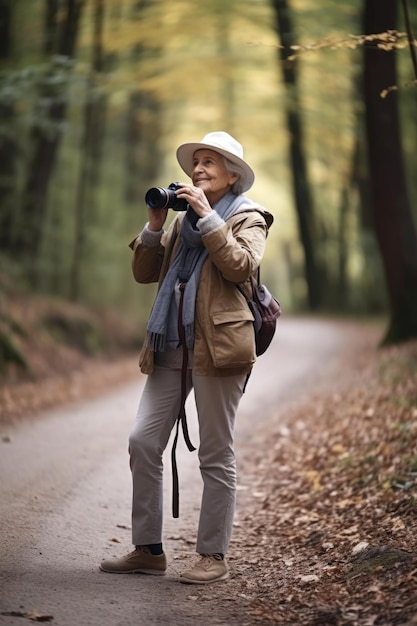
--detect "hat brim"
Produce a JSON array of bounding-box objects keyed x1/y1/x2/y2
[{"x1": 176, "y1": 142, "x2": 255, "y2": 193}]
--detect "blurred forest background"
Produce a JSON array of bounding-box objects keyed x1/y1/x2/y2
[{"x1": 1, "y1": 0, "x2": 417, "y2": 375}]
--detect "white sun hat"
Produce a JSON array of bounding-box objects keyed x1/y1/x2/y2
[{"x1": 176, "y1": 131, "x2": 255, "y2": 192}]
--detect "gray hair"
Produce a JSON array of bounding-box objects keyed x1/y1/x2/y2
[{"x1": 223, "y1": 156, "x2": 245, "y2": 195}]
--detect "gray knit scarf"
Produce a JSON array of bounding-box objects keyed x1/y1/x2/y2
[{"x1": 147, "y1": 192, "x2": 248, "y2": 352}]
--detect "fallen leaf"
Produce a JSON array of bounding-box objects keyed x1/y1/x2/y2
[
  {"x1": 352, "y1": 541, "x2": 370, "y2": 555},
  {"x1": 299, "y1": 574, "x2": 319, "y2": 584},
  {"x1": 27, "y1": 611, "x2": 54, "y2": 622}
]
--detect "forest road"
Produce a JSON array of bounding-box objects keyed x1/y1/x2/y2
[{"x1": 0, "y1": 317, "x2": 379, "y2": 626}]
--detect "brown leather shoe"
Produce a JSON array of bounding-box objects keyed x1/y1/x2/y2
[
  {"x1": 99, "y1": 546, "x2": 167, "y2": 575},
  {"x1": 180, "y1": 554, "x2": 229, "y2": 584}
]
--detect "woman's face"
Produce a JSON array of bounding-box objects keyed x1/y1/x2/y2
[{"x1": 191, "y1": 149, "x2": 238, "y2": 206}]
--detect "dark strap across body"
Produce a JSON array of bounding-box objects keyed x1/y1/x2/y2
[{"x1": 170, "y1": 281, "x2": 196, "y2": 518}]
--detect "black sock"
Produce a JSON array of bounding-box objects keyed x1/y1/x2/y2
[{"x1": 146, "y1": 543, "x2": 163, "y2": 556}]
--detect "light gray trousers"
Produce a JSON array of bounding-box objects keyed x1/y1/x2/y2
[{"x1": 128, "y1": 366, "x2": 246, "y2": 555}]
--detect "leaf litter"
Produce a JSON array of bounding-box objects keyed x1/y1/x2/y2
[{"x1": 212, "y1": 338, "x2": 417, "y2": 625}]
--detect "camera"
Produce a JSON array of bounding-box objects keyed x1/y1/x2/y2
[{"x1": 145, "y1": 182, "x2": 188, "y2": 211}]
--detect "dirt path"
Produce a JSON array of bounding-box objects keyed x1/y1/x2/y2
[{"x1": 0, "y1": 317, "x2": 381, "y2": 626}]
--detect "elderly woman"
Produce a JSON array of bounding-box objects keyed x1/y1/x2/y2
[{"x1": 100, "y1": 131, "x2": 273, "y2": 584}]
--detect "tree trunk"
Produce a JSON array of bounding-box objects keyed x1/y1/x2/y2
[
  {"x1": 270, "y1": 0, "x2": 321, "y2": 310},
  {"x1": 0, "y1": 0, "x2": 11, "y2": 58},
  {"x1": 14, "y1": 0, "x2": 85, "y2": 279},
  {"x1": 124, "y1": 1, "x2": 163, "y2": 206},
  {"x1": 43, "y1": 0, "x2": 59, "y2": 55},
  {"x1": 0, "y1": 100, "x2": 18, "y2": 251},
  {"x1": 363, "y1": 0, "x2": 417, "y2": 343},
  {"x1": 69, "y1": 0, "x2": 106, "y2": 301},
  {"x1": 0, "y1": 2, "x2": 18, "y2": 252},
  {"x1": 125, "y1": 89, "x2": 162, "y2": 204},
  {"x1": 216, "y1": 5, "x2": 236, "y2": 131}
]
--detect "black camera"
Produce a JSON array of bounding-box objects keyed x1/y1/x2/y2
[{"x1": 145, "y1": 182, "x2": 188, "y2": 211}]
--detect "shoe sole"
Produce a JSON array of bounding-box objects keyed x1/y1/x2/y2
[
  {"x1": 179, "y1": 571, "x2": 229, "y2": 585},
  {"x1": 99, "y1": 565, "x2": 166, "y2": 576}
]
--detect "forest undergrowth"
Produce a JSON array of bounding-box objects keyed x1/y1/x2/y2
[{"x1": 0, "y1": 292, "x2": 140, "y2": 425}]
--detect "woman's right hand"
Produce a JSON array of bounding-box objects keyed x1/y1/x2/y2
[{"x1": 147, "y1": 207, "x2": 168, "y2": 232}]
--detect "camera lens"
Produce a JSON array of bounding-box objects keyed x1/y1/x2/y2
[
  {"x1": 145, "y1": 184, "x2": 187, "y2": 211},
  {"x1": 145, "y1": 187, "x2": 170, "y2": 209}
]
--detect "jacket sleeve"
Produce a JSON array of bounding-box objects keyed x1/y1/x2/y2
[
  {"x1": 129, "y1": 217, "x2": 181, "y2": 284},
  {"x1": 200, "y1": 212, "x2": 268, "y2": 284},
  {"x1": 130, "y1": 239, "x2": 165, "y2": 284},
  {"x1": 128, "y1": 224, "x2": 166, "y2": 284}
]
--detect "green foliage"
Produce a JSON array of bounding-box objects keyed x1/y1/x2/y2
[{"x1": 0, "y1": 0, "x2": 415, "y2": 322}]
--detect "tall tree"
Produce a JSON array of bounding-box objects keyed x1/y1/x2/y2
[
  {"x1": 0, "y1": 94, "x2": 17, "y2": 252},
  {"x1": 214, "y1": 0, "x2": 236, "y2": 131},
  {"x1": 363, "y1": 0, "x2": 417, "y2": 342},
  {"x1": 69, "y1": 0, "x2": 106, "y2": 301},
  {"x1": 270, "y1": 0, "x2": 321, "y2": 310},
  {"x1": 43, "y1": 0, "x2": 60, "y2": 55},
  {"x1": 0, "y1": 0, "x2": 17, "y2": 253},
  {"x1": 13, "y1": 0, "x2": 86, "y2": 279},
  {"x1": 124, "y1": 0, "x2": 163, "y2": 205},
  {"x1": 0, "y1": 0, "x2": 11, "y2": 59}
]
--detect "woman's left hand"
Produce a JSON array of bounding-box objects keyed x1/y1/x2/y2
[{"x1": 175, "y1": 184, "x2": 212, "y2": 218}]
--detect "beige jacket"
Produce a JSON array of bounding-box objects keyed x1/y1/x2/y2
[{"x1": 131, "y1": 205, "x2": 273, "y2": 377}]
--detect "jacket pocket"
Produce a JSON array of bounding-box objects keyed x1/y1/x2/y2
[{"x1": 209, "y1": 309, "x2": 255, "y2": 368}]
